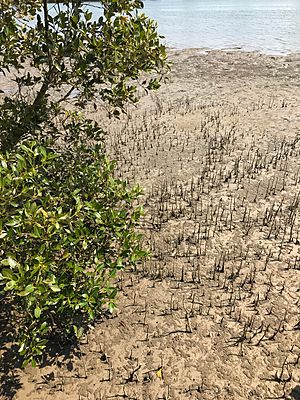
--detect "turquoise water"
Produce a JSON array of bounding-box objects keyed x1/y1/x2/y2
[{"x1": 86, "y1": 0, "x2": 300, "y2": 54}]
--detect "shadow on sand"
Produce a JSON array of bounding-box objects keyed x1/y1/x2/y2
[
  {"x1": 290, "y1": 386, "x2": 300, "y2": 400},
  {"x1": 0, "y1": 296, "x2": 82, "y2": 399}
]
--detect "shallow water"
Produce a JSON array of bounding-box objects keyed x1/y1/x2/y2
[
  {"x1": 86, "y1": 0, "x2": 300, "y2": 54},
  {"x1": 142, "y1": 0, "x2": 300, "y2": 54}
]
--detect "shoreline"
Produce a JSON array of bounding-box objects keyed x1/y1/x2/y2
[
  {"x1": 0, "y1": 48, "x2": 300, "y2": 103},
  {"x1": 1, "y1": 48, "x2": 300, "y2": 95},
  {"x1": 166, "y1": 45, "x2": 300, "y2": 57}
]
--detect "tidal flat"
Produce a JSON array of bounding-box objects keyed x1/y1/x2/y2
[{"x1": 2, "y1": 49, "x2": 300, "y2": 400}]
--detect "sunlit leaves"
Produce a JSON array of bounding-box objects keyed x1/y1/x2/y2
[
  {"x1": 0, "y1": 1, "x2": 168, "y2": 150},
  {"x1": 0, "y1": 140, "x2": 147, "y2": 365},
  {"x1": 0, "y1": 0, "x2": 156, "y2": 368}
]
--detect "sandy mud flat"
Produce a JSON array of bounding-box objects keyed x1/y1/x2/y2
[{"x1": 1, "y1": 49, "x2": 300, "y2": 400}]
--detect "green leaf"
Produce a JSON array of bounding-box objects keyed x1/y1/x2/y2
[
  {"x1": 1, "y1": 257, "x2": 17, "y2": 268},
  {"x1": 5, "y1": 280, "x2": 17, "y2": 290},
  {"x1": 49, "y1": 285, "x2": 61, "y2": 292},
  {"x1": 1, "y1": 160, "x2": 7, "y2": 169},
  {"x1": 18, "y1": 284, "x2": 35, "y2": 296},
  {"x1": 40, "y1": 322, "x2": 49, "y2": 333},
  {"x1": 73, "y1": 325, "x2": 84, "y2": 339},
  {"x1": 108, "y1": 302, "x2": 116, "y2": 314},
  {"x1": 54, "y1": 61, "x2": 62, "y2": 71},
  {"x1": 21, "y1": 358, "x2": 31, "y2": 368},
  {"x1": 109, "y1": 288, "x2": 117, "y2": 299},
  {"x1": 25, "y1": 284, "x2": 34, "y2": 293},
  {"x1": 18, "y1": 343, "x2": 26, "y2": 354},
  {"x1": 1, "y1": 269, "x2": 17, "y2": 281},
  {"x1": 34, "y1": 306, "x2": 41, "y2": 318}
]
